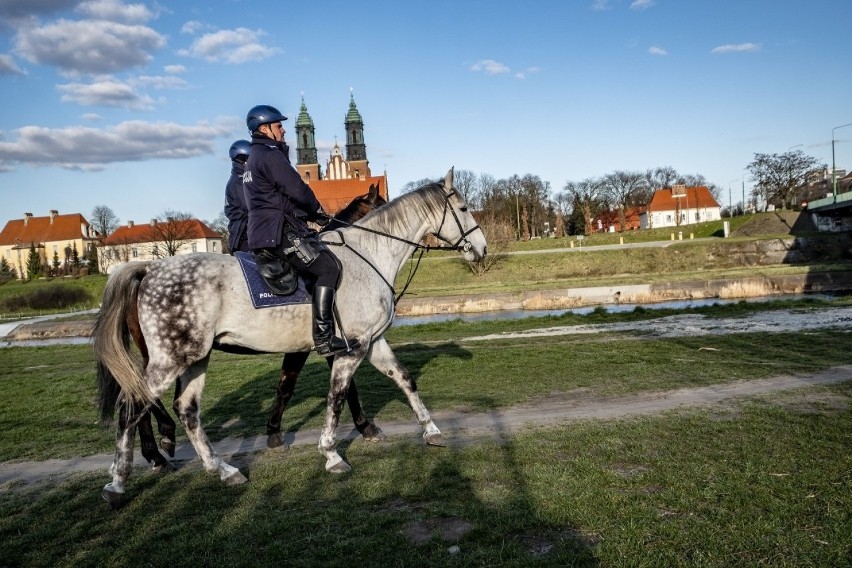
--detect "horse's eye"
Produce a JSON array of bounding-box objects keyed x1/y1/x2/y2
[{"x1": 459, "y1": 206, "x2": 468, "y2": 212}]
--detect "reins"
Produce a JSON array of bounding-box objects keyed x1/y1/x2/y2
[{"x1": 324, "y1": 184, "x2": 480, "y2": 305}]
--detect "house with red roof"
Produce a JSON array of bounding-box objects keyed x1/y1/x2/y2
[
  {"x1": 640, "y1": 185, "x2": 721, "y2": 229},
  {"x1": 0, "y1": 210, "x2": 101, "y2": 279},
  {"x1": 99, "y1": 218, "x2": 222, "y2": 274}
]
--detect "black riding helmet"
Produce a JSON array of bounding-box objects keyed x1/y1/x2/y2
[
  {"x1": 246, "y1": 104, "x2": 287, "y2": 133},
  {"x1": 228, "y1": 139, "x2": 251, "y2": 163}
]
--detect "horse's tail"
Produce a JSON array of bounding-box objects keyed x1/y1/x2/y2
[{"x1": 94, "y1": 261, "x2": 154, "y2": 424}]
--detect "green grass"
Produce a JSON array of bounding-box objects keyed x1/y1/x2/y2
[
  {"x1": 0, "y1": 275, "x2": 107, "y2": 319},
  {"x1": 1, "y1": 385, "x2": 849, "y2": 566}
]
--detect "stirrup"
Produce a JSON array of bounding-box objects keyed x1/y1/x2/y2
[{"x1": 316, "y1": 337, "x2": 360, "y2": 357}]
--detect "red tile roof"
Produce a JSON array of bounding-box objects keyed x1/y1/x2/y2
[
  {"x1": 311, "y1": 176, "x2": 388, "y2": 214},
  {"x1": 0, "y1": 213, "x2": 94, "y2": 248},
  {"x1": 102, "y1": 219, "x2": 220, "y2": 246},
  {"x1": 647, "y1": 186, "x2": 720, "y2": 211}
]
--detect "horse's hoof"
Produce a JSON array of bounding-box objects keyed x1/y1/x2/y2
[
  {"x1": 424, "y1": 432, "x2": 446, "y2": 447},
  {"x1": 267, "y1": 432, "x2": 288, "y2": 449},
  {"x1": 160, "y1": 438, "x2": 176, "y2": 458},
  {"x1": 223, "y1": 470, "x2": 248, "y2": 486},
  {"x1": 362, "y1": 424, "x2": 386, "y2": 442},
  {"x1": 151, "y1": 461, "x2": 176, "y2": 473},
  {"x1": 102, "y1": 486, "x2": 124, "y2": 510},
  {"x1": 325, "y1": 456, "x2": 352, "y2": 474}
]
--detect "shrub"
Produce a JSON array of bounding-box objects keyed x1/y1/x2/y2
[{"x1": 0, "y1": 284, "x2": 91, "y2": 312}]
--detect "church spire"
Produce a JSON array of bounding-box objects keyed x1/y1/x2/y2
[
  {"x1": 344, "y1": 90, "x2": 366, "y2": 162},
  {"x1": 295, "y1": 95, "x2": 318, "y2": 166}
]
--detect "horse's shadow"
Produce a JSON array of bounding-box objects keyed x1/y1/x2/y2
[{"x1": 200, "y1": 341, "x2": 472, "y2": 444}]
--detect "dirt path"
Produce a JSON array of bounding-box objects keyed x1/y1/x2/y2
[{"x1": 2, "y1": 364, "x2": 849, "y2": 488}]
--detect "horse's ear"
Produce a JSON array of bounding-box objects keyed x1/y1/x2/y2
[
  {"x1": 368, "y1": 184, "x2": 378, "y2": 202},
  {"x1": 444, "y1": 167, "x2": 454, "y2": 189}
]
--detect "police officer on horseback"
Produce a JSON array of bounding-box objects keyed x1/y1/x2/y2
[
  {"x1": 243, "y1": 104, "x2": 359, "y2": 357},
  {"x1": 225, "y1": 139, "x2": 251, "y2": 253}
]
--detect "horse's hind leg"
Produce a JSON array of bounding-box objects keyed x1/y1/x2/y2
[
  {"x1": 151, "y1": 398, "x2": 177, "y2": 457},
  {"x1": 138, "y1": 408, "x2": 170, "y2": 471},
  {"x1": 366, "y1": 337, "x2": 445, "y2": 447},
  {"x1": 103, "y1": 402, "x2": 144, "y2": 508},
  {"x1": 266, "y1": 352, "x2": 310, "y2": 448},
  {"x1": 174, "y1": 355, "x2": 247, "y2": 486}
]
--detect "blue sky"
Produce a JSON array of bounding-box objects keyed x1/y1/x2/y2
[{"x1": 1, "y1": 0, "x2": 850, "y2": 226}]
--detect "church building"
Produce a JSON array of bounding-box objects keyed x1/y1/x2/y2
[{"x1": 294, "y1": 93, "x2": 389, "y2": 213}]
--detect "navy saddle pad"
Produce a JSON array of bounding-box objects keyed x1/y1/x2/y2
[{"x1": 234, "y1": 251, "x2": 311, "y2": 308}]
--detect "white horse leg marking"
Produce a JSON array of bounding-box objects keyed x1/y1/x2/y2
[
  {"x1": 318, "y1": 352, "x2": 366, "y2": 473},
  {"x1": 367, "y1": 337, "x2": 444, "y2": 446},
  {"x1": 174, "y1": 357, "x2": 247, "y2": 485}
]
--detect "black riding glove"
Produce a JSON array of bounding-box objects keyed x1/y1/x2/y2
[{"x1": 314, "y1": 211, "x2": 332, "y2": 227}]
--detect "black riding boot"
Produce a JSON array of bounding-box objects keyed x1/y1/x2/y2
[{"x1": 312, "y1": 286, "x2": 360, "y2": 357}]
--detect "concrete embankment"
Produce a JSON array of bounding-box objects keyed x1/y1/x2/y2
[{"x1": 394, "y1": 271, "x2": 852, "y2": 316}]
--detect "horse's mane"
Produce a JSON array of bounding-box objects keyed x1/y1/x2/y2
[{"x1": 354, "y1": 182, "x2": 448, "y2": 236}]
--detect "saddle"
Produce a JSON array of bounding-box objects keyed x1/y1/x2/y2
[{"x1": 253, "y1": 249, "x2": 298, "y2": 296}]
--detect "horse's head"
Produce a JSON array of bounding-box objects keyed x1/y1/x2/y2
[
  {"x1": 324, "y1": 184, "x2": 387, "y2": 230},
  {"x1": 433, "y1": 168, "x2": 488, "y2": 262}
]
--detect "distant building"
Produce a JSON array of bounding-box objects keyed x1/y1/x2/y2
[
  {"x1": 0, "y1": 210, "x2": 100, "y2": 279},
  {"x1": 99, "y1": 218, "x2": 222, "y2": 274},
  {"x1": 596, "y1": 207, "x2": 644, "y2": 232},
  {"x1": 640, "y1": 185, "x2": 721, "y2": 229},
  {"x1": 293, "y1": 93, "x2": 389, "y2": 213}
]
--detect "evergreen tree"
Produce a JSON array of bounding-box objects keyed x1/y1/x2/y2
[
  {"x1": 26, "y1": 243, "x2": 42, "y2": 279},
  {"x1": 52, "y1": 251, "x2": 61, "y2": 276},
  {"x1": 0, "y1": 257, "x2": 15, "y2": 282},
  {"x1": 86, "y1": 247, "x2": 100, "y2": 275},
  {"x1": 71, "y1": 242, "x2": 80, "y2": 268}
]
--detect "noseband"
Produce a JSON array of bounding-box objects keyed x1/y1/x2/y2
[{"x1": 430, "y1": 185, "x2": 482, "y2": 254}]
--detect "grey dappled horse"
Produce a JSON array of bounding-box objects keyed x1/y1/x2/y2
[
  {"x1": 128, "y1": 185, "x2": 388, "y2": 470},
  {"x1": 94, "y1": 169, "x2": 487, "y2": 507}
]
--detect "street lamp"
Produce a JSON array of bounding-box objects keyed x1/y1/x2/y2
[
  {"x1": 728, "y1": 179, "x2": 739, "y2": 217},
  {"x1": 832, "y1": 122, "x2": 852, "y2": 202}
]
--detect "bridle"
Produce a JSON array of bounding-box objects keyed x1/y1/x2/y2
[{"x1": 325, "y1": 183, "x2": 482, "y2": 304}]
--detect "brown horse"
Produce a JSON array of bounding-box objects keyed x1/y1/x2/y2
[{"x1": 128, "y1": 185, "x2": 387, "y2": 470}]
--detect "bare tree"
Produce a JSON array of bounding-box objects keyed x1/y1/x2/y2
[
  {"x1": 645, "y1": 166, "x2": 679, "y2": 191},
  {"x1": 90, "y1": 205, "x2": 119, "y2": 236},
  {"x1": 452, "y1": 169, "x2": 478, "y2": 206},
  {"x1": 601, "y1": 170, "x2": 645, "y2": 232},
  {"x1": 400, "y1": 177, "x2": 440, "y2": 194},
  {"x1": 747, "y1": 150, "x2": 825, "y2": 210},
  {"x1": 145, "y1": 210, "x2": 198, "y2": 257},
  {"x1": 563, "y1": 177, "x2": 604, "y2": 235}
]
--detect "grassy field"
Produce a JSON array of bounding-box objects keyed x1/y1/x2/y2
[{"x1": 1, "y1": 297, "x2": 851, "y2": 566}]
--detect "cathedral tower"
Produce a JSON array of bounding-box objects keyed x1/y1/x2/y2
[
  {"x1": 295, "y1": 96, "x2": 321, "y2": 182},
  {"x1": 344, "y1": 91, "x2": 370, "y2": 179}
]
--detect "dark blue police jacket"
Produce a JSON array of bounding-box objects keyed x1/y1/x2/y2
[
  {"x1": 224, "y1": 161, "x2": 248, "y2": 253},
  {"x1": 243, "y1": 137, "x2": 323, "y2": 249}
]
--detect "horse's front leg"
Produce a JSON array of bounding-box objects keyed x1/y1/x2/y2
[
  {"x1": 266, "y1": 352, "x2": 310, "y2": 448},
  {"x1": 367, "y1": 337, "x2": 445, "y2": 447},
  {"x1": 150, "y1": 398, "x2": 177, "y2": 457},
  {"x1": 343, "y1": 364, "x2": 385, "y2": 442},
  {"x1": 318, "y1": 350, "x2": 367, "y2": 473}
]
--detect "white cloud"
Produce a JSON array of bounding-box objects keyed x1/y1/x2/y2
[
  {"x1": 181, "y1": 20, "x2": 205, "y2": 34},
  {"x1": 470, "y1": 59, "x2": 510, "y2": 75},
  {"x1": 76, "y1": 0, "x2": 154, "y2": 24},
  {"x1": 57, "y1": 78, "x2": 157, "y2": 109},
  {"x1": 630, "y1": 0, "x2": 655, "y2": 10},
  {"x1": 133, "y1": 74, "x2": 188, "y2": 89},
  {"x1": 590, "y1": 0, "x2": 610, "y2": 11},
  {"x1": 648, "y1": 46, "x2": 667, "y2": 56},
  {"x1": 0, "y1": 54, "x2": 26, "y2": 75},
  {"x1": 514, "y1": 66, "x2": 541, "y2": 80},
  {"x1": 164, "y1": 64, "x2": 186, "y2": 74},
  {"x1": 82, "y1": 112, "x2": 102, "y2": 121},
  {"x1": 14, "y1": 18, "x2": 165, "y2": 75},
  {"x1": 0, "y1": 118, "x2": 239, "y2": 170},
  {"x1": 178, "y1": 27, "x2": 277, "y2": 64},
  {"x1": 711, "y1": 42, "x2": 760, "y2": 54}
]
